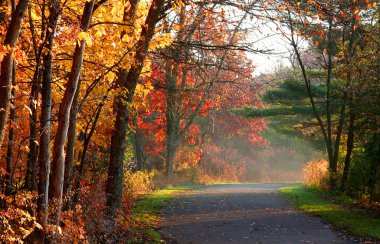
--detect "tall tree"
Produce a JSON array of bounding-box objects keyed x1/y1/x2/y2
[
  {"x1": 49, "y1": 0, "x2": 96, "y2": 225},
  {"x1": 106, "y1": 0, "x2": 166, "y2": 218},
  {"x1": 0, "y1": 0, "x2": 29, "y2": 146},
  {"x1": 37, "y1": 0, "x2": 61, "y2": 232}
]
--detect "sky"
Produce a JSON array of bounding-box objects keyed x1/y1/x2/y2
[{"x1": 246, "y1": 22, "x2": 292, "y2": 76}]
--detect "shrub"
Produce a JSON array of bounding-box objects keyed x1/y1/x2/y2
[
  {"x1": 302, "y1": 159, "x2": 329, "y2": 189},
  {"x1": 124, "y1": 170, "x2": 155, "y2": 197},
  {"x1": 0, "y1": 191, "x2": 41, "y2": 243}
]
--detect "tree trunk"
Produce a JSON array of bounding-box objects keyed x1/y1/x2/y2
[
  {"x1": 5, "y1": 62, "x2": 16, "y2": 196},
  {"x1": 106, "y1": 0, "x2": 165, "y2": 218},
  {"x1": 49, "y1": 0, "x2": 95, "y2": 225},
  {"x1": 134, "y1": 118, "x2": 145, "y2": 171},
  {"x1": 165, "y1": 60, "x2": 180, "y2": 178},
  {"x1": 25, "y1": 71, "x2": 40, "y2": 191},
  {"x1": 63, "y1": 80, "x2": 81, "y2": 200},
  {"x1": 37, "y1": 0, "x2": 60, "y2": 232},
  {"x1": 25, "y1": 4, "x2": 43, "y2": 192},
  {"x1": 341, "y1": 110, "x2": 355, "y2": 192},
  {"x1": 0, "y1": 0, "x2": 28, "y2": 147}
]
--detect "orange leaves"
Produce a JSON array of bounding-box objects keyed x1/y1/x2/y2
[
  {"x1": 0, "y1": 191, "x2": 41, "y2": 243},
  {"x1": 318, "y1": 29, "x2": 323, "y2": 38}
]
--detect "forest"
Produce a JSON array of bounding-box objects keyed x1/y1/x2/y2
[{"x1": 0, "y1": 0, "x2": 379, "y2": 242}]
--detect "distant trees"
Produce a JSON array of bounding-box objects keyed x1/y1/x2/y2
[{"x1": 263, "y1": 0, "x2": 380, "y2": 196}]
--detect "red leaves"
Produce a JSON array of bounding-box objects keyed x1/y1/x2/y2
[{"x1": 80, "y1": 179, "x2": 86, "y2": 186}]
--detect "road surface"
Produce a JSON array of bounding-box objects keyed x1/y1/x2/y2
[{"x1": 158, "y1": 183, "x2": 356, "y2": 244}]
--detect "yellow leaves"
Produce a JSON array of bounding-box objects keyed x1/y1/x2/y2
[
  {"x1": 149, "y1": 33, "x2": 173, "y2": 51},
  {"x1": 140, "y1": 59, "x2": 152, "y2": 77},
  {"x1": 111, "y1": 5, "x2": 120, "y2": 19},
  {"x1": 77, "y1": 32, "x2": 93, "y2": 47},
  {"x1": 0, "y1": 45, "x2": 12, "y2": 60},
  {"x1": 105, "y1": 71, "x2": 117, "y2": 83}
]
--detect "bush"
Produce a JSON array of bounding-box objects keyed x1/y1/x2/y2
[
  {"x1": 302, "y1": 159, "x2": 329, "y2": 189},
  {"x1": 124, "y1": 170, "x2": 155, "y2": 197},
  {"x1": 0, "y1": 191, "x2": 41, "y2": 243}
]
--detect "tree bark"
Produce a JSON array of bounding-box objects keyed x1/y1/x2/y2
[
  {"x1": 5, "y1": 62, "x2": 16, "y2": 196},
  {"x1": 341, "y1": 109, "x2": 355, "y2": 191},
  {"x1": 63, "y1": 80, "x2": 81, "y2": 199},
  {"x1": 37, "y1": 0, "x2": 60, "y2": 232},
  {"x1": 0, "y1": 0, "x2": 28, "y2": 147},
  {"x1": 25, "y1": 71, "x2": 40, "y2": 191},
  {"x1": 133, "y1": 117, "x2": 145, "y2": 171},
  {"x1": 49, "y1": 0, "x2": 95, "y2": 225},
  {"x1": 106, "y1": 0, "x2": 165, "y2": 218},
  {"x1": 25, "y1": 4, "x2": 43, "y2": 192},
  {"x1": 165, "y1": 58, "x2": 180, "y2": 178}
]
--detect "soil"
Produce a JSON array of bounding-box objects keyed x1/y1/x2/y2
[{"x1": 158, "y1": 183, "x2": 357, "y2": 244}]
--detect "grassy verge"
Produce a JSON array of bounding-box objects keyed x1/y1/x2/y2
[
  {"x1": 279, "y1": 185, "x2": 380, "y2": 240},
  {"x1": 130, "y1": 183, "x2": 202, "y2": 242}
]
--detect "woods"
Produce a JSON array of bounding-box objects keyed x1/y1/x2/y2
[{"x1": 0, "y1": 0, "x2": 379, "y2": 242}]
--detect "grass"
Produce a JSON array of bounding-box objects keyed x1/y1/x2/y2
[
  {"x1": 279, "y1": 185, "x2": 380, "y2": 240},
  {"x1": 130, "y1": 183, "x2": 202, "y2": 242}
]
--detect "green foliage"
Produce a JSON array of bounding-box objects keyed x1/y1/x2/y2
[
  {"x1": 280, "y1": 185, "x2": 380, "y2": 240},
  {"x1": 345, "y1": 134, "x2": 380, "y2": 201},
  {"x1": 262, "y1": 75, "x2": 326, "y2": 104}
]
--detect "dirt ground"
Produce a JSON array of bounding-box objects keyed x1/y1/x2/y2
[{"x1": 158, "y1": 183, "x2": 356, "y2": 244}]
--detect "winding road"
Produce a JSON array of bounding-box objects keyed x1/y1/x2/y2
[{"x1": 158, "y1": 184, "x2": 356, "y2": 244}]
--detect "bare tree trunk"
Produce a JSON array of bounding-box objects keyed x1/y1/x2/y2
[
  {"x1": 25, "y1": 71, "x2": 40, "y2": 191},
  {"x1": 63, "y1": 81, "x2": 81, "y2": 201},
  {"x1": 0, "y1": 0, "x2": 28, "y2": 147},
  {"x1": 133, "y1": 117, "x2": 145, "y2": 171},
  {"x1": 50, "y1": 1, "x2": 95, "y2": 225},
  {"x1": 341, "y1": 109, "x2": 355, "y2": 191},
  {"x1": 25, "y1": 4, "x2": 42, "y2": 192},
  {"x1": 106, "y1": 0, "x2": 165, "y2": 218},
  {"x1": 37, "y1": 0, "x2": 60, "y2": 233},
  {"x1": 165, "y1": 60, "x2": 180, "y2": 178},
  {"x1": 5, "y1": 62, "x2": 16, "y2": 196}
]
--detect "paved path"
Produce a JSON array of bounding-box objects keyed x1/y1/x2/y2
[{"x1": 158, "y1": 184, "x2": 356, "y2": 244}]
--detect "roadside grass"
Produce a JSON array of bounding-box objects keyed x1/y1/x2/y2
[
  {"x1": 130, "y1": 183, "x2": 202, "y2": 242},
  {"x1": 279, "y1": 185, "x2": 380, "y2": 240}
]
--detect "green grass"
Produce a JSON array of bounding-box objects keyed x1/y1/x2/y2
[
  {"x1": 130, "y1": 183, "x2": 202, "y2": 242},
  {"x1": 279, "y1": 185, "x2": 380, "y2": 240}
]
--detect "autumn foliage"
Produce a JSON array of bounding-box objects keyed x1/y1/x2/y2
[{"x1": 0, "y1": 0, "x2": 274, "y2": 242}]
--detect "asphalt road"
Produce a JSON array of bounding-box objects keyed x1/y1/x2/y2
[{"x1": 158, "y1": 183, "x2": 356, "y2": 244}]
